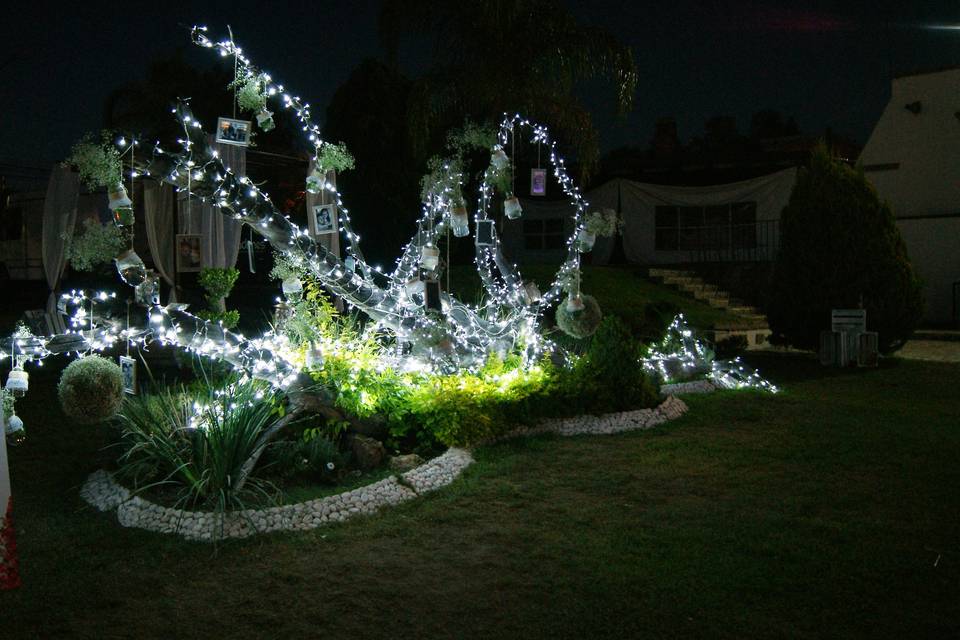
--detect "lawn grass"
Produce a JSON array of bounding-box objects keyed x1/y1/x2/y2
[{"x1": 3, "y1": 354, "x2": 958, "y2": 638}]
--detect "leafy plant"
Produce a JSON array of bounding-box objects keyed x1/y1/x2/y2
[
  {"x1": 584, "y1": 210, "x2": 621, "y2": 237},
  {"x1": 572, "y1": 317, "x2": 659, "y2": 413},
  {"x1": 115, "y1": 378, "x2": 282, "y2": 510},
  {"x1": 768, "y1": 143, "x2": 923, "y2": 353},
  {"x1": 197, "y1": 267, "x2": 240, "y2": 329},
  {"x1": 235, "y1": 73, "x2": 267, "y2": 113},
  {"x1": 64, "y1": 218, "x2": 126, "y2": 272},
  {"x1": 316, "y1": 141, "x2": 355, "y2": 173},
  {"x1": 58, "y1": 355, "x2": 124, "y2": 425},
  {"x1": 66, "y1": 131, "x2": 122, "y2": 189}
]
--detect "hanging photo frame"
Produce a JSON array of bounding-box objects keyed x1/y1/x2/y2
[
  {"x1": 309, "y1": 204, "x2": 337, "y2": 237},
  {"x1": 176, "y1": 234, "x2": 203, "y2": 272},
  {"x1": 216, "y1": 117, "x2": 252, "y2": 147},
  {"x1": 119, "y1": 356, "x2": 137, "y2": 395},
  {"x1": 475, "y1": 219, "x2": 495, "y2": 247},
  {"x1": 530, "y1": 168, "x2": 547, "y2": 196}
]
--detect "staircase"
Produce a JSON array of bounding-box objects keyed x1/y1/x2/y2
[{"x1": 647, "y1": 268, "x2": 771, "y2": 349}]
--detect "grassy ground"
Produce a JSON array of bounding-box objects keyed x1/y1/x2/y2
[
  {"x1": 449, "y1": 264, "x2": 751, "y2": 330},
  {"x1": 3, "y1": 354, "x2": 958, "y2": 638}
]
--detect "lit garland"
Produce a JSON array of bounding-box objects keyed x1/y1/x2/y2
[{"x1": 0, "y1": 28, "x2": 777, "y2": 401}]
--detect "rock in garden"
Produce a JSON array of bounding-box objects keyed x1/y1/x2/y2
[
  {"x1": 388, "y1": 453, "x2": 424, "y2": 472},
  {"x1": 351, "y1": 434, "x2": 386, "y2": 470}
]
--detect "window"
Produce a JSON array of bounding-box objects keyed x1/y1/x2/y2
[
  {"x1": 654, "y1": 206, "x2": 678, "y2": 250},
  {"x1": 654, "y1": 202, "x2": 757, "y2": 251},
  {"x1": 523, "y1": 217, "x2": 564, "y2": 251}
]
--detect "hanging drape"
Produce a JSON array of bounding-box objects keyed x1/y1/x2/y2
[
  {"x1": 177, "y1": 137, "x2": 245, "y2": 269},
  {"x1": 41, "y1": 165, "x2": 79, "y2": 313},
  {"x1": 143, "y1": 182, "x2": 177, "y2": 300}
]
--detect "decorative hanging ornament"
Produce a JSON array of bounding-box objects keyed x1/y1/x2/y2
[
  {"x1": 135, "y1": 271, "x2": 160, "y2": 306},
  {"x1": 404, "y1": 276, "x2": 426, "y2": 300},
  {"x1": 420, "y1": 246, "x2": 440, "y2": 271},
  {"x1": 504, "y1": 195, "x2": 523, "y2": 220},
  {"x1": 115, "y1": 249, "x2": 148, "y2": 286},
  {"x1": 491, "y1": 146, "x2": 509, "y2": 171},
  {"x1": 522, "y1": 281, "x2": 541, "y2": 305},
  {"x1": 475, "y1": 220, "x2": 496, "y2": 247},
  {"x1": 113, "y1": 206, "x2": 135, "y2": 227},
  {"x1": 305, "y1": 168, "x2": 324, "y2": 195},
  {"x1": 107, "y1": 183, "x2": 132, "y2": 210},
  {"x1": 450, "y1": 204, "x2": 469, "y2": 238},
  {"x1": 4, "y1": 413, "x2": 25, "y2": 446},
  {"x1": 281, "y1": 276, "x2": 303, "y2": 299},
  {"x1": 566, "y1": 295, "x2": 585, "y2": 312},
  {"x1": 256, "y1": 108, "x2": 275, "y2": 132},
  {"x1": 577, "y1": 229, "x2": 596, "y2": 253},
  {"x1": 4, "y1": 370, "x2": 28, "y2": 398},
  {"x1": 557, "y1": 294, "x2": 603, "y2": 339},
  {"x1": 305, "y1": 342, "x2": 324, "y2": 368}
]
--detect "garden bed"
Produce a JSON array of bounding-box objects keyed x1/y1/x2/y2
[{"x1": 80, "y1": 396, "x2": 688, "y2": 541}]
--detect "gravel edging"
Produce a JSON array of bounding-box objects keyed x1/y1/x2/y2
[{"x1": 80, "y1": 396, "x2": 688, "y2": 541}]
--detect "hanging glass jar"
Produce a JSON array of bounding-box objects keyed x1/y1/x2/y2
[{"x1": 504, "y1": 195, "x2": 523, "y2": 220}]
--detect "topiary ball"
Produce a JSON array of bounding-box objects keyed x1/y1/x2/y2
[
  {"x1": 58, "y1": 355, "x2": 124, "y2": 425},
  {"x1": 556, "y1": 294, "x2": 603, "y2": 339}
]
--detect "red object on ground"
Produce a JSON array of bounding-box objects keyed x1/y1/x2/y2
[{"x1": 0, "y1": 495, "x2": 20, "y2": 589}]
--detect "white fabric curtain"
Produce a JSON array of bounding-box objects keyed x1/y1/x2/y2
[
  {"x1": 177, "y1": 138, "x2": 245, "y2": 269},
  {"x1": 0, "y1": 400, "x2": 10, "y2": 529},
  {"x1": 41, "y1": 165, "x2": 79, "y2": 312},
  {"x1": 143, "y1": 182, "x2": 177, "y2": 300},
  {"x1": 617, "y1": 168, "x2": 797, "y2": 263}
]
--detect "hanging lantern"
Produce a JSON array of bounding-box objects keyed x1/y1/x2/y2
[
  {"x1": 566, "y1": 295, "x2": 585, "y2": 312},
  {"x1": 305, "y1": 169, "x2": 324, "y2": 194},
  {"x1": 475, "y1": 220, "x2": 495, "y2": 247},
  {"x1": 577, "y1": 229, "x2": 596, "y2": 253},
  {"x1": 305, "y1": 342, "x2": 324, "y2": 368},
  {"x1": 5, "y1": 369, "x2": 28, "y2": 398},
  {"x1": 108, "y1": 183, "x2": 132, "y2": 210},
  {"x1": 113, "y1": 206, "x2": 135, "y2": 227},
  {"x1": 404, "y1": 276, "x2": 426, "y2": 300},
  {"x1": 282, "y1": 276, "x2": 303, "y2": 298},
  {"x1": 522, "y1": 281, "x2": 541, "y2": 305},
  {"x1": 256, "y1": 108, "x2": 275, "y2": 131},
  {"x1": 274, "y1": 300, "x2": 294, "y2": 324},
  {"x1": 4, "y1": 413, "x2": 25, "y2": 446},
  {"x1": 420, "y1": 245, "x2": 440, "y2": 271},
  {"x1": 491, "y1": 146, "x2": 509, "y2": 171},
  {"x1": 504, "y1": 195, "x2": 523, "y2": 220},
  {"x1": 450, "y1": 204, "x2": 469, "y2": 238},
  {"x1": 344, "y1": 256, "x2": 357, "y2": 273},
  {"x1": 115, "y1": 249, "x2": 147, "y2": 286}
]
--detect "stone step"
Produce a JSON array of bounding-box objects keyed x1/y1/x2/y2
[
  {"x1": 648, "y1": 268, "x2": 695, "y2": 278},
  {"x1": 662, "y1": 275, "x2": 700, "y2": 287}
]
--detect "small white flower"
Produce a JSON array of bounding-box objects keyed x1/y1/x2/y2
[{"x1": 326, "y1": 462, "x2": 335, "y2": 470}]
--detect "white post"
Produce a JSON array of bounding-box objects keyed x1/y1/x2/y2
[{"x1": 0, "y1": 398, "x2": 19, "y2": 589}]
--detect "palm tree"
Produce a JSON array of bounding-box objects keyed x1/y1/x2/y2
[{"x1": 378, "y1": 0, "x2": 637, "y2": 178}]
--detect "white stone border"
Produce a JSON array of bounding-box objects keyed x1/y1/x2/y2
[
  {"x1": 80, "y1": 396, "x2": 688, "y2": 541},
  {"x1": 661, "y1": 380, "x2": 717, "y2": 396}
]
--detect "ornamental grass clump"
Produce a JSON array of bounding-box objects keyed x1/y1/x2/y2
[
  {"x1": 57, "y1": 356, "x2": 124, "y2": 425},
  {"x1": 115, "y1": 379, "x2": 281, "y2": 510}
]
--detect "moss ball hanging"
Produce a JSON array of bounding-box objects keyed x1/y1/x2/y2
[
  {"x1": 556, "y1": 294, "x2": 603, "y2": 339},
  {"x1": 57, "y1": 356, "x2": 124, "y2": 425}
]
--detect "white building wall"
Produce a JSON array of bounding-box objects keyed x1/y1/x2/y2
[{"x1": 860, "y1": 69, "x2": 960, "y2": 325}]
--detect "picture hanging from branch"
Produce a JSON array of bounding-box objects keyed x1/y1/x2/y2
[
  {"x1": 176, "y1": 234, "x2": 203, "y2": 272},
  {"x1": 216, "y1": 117, "x2": 252, "y2": 146},
  {"x1": 530, "y1": 168, "x2": 547, "y2": 196},
  {"x1": 309, "y1": 204, "x2": 337, "y2": 237},
  {"x1": 119, "y1": 356, "x2": 137, "y2": 395}
]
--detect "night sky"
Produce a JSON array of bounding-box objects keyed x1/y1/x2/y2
[{"x1": 3, "y1": 1, "x2": 960, "y2": 169}]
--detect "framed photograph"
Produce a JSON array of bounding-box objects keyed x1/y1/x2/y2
[
  {"x1": 176, "y1": 234, "x2": 203, "y2": 272},
  {"x1": 475, "y1": 219, "x2": 496, "y2": 247},
  {"x1": 216, "y1": 117, "x2": 252, "y2": 146},
  {"x1": 530, "y1": 168, "x2": 547, "y2": 196},
  {"x1": 119, "y1": 356, "x2": 137, "y2": 395},
  {"x1": 309, "y1": 204, "x2": 338, "y2": 237}
]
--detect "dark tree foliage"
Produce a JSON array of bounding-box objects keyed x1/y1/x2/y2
[{"x1": 767, "y1": 143, "x2": 922, "y2": 353}]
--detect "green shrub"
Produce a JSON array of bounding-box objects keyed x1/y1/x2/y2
[
  {"x1": 768, "y1": 143, "x2": 923, "y2": 353},
  {"x1": 66, "y1": 131, "x2": 121, "y2": 189},
  {"x1": 58, "y1": 356, "x2": 124, "y2": 424},
  {"x1": 263, "y1": 427, "x2": 348, "y2": 484},
  {"x1": 115, "y1": 378, "x2": 281, "y2": 509},
  {"x1": 570, "y1": 316, "x2": 659, "y2": 413},
  {"x1": 197, "y1": 267, "x2": 240, "y2": 329}
]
